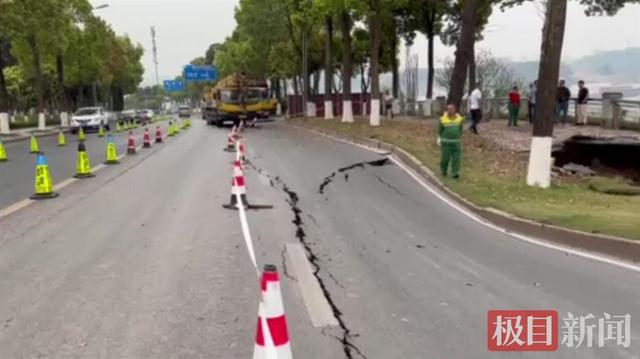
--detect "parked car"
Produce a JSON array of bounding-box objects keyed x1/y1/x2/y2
[
  {"x1": 178, "y1": 106, "x2": 192, "y2": 118},
  {"x1": 136, "y1": 109, "x2": 154, "y2": 124},
  {"x1": 120, "y1": 109, "x2": 137, "y2": 123},
  {"x1": 70, "y1": 107, "x2": 111, "y2": 133}
]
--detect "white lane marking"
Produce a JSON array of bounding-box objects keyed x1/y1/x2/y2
[
  {"x1": 236, "y1": 191, "x2": 260, "y2": 277},
  {"x1": 0, "y1": 198, "x2": 33, "y2": 218},
  {"x1": 306, "y1": 129, "x2": 640, "y2": 273},
  {"x1": 0, "y1": 132, "x2": 172, "y2": 220},
  {"x1": 53, "y1": 177, "x2": 77, "y2": 191},
  {"x1": 286, "y1": 243, "x2": 339, "y2": 327},
  {"x1": 387, "y1": 156, "x2": 640, "y2": 273}
]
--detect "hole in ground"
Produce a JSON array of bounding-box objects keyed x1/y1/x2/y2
[{"x1": 552, "y1": 135, "x2": 640, "y2": 183}]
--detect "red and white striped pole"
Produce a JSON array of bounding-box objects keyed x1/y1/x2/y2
[{"x1": 254, "y1": 264, "x2": 292, "y2": 359}]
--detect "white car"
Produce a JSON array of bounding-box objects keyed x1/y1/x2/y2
[{"x1": 71, "y1": 107, "x2": 111, "y2": 133}]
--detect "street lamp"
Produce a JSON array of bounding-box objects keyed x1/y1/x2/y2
[{"x1": 93, "y1": 4, "x2": 109, "y2": 10}]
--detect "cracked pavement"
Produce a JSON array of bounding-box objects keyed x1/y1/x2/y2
[{"x1": 0, "y1": 120, "x2": 638, "y2": 358}]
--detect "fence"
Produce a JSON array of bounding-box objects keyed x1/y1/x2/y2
[{"x1": 288, "y1": 94, "x2": 640, "y2": 131}]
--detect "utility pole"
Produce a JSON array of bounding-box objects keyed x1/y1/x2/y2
[{"x1": 151, "y1": 27, "x2": 160, "y2": 87}]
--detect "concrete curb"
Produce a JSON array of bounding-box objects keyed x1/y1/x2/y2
[
  {"x1": 288, "y1": 123, "x2": 640, "y2": 263},
  {"x1": 1, "y1": 128, "x2": 72, "y2": 144}
]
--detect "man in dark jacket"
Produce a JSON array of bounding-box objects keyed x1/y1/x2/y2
[
  {"x1": 576, "y1": 80, "x2": 589, "y2": 125},
  {"x1": 556, "y1": 80, "x2": 571, "y2": 124}
]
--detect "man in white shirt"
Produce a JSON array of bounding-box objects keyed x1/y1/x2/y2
[{"x1": 468, "y1": 87, "x2": 482, "y2": 134}]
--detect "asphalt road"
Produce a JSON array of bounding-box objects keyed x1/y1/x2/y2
[
  {"x1": 0, "y1": 118, "x2": 638, "y2": 358},
  {"x1": 0, "y1": 122, "x2": 174, "y2": 208}
]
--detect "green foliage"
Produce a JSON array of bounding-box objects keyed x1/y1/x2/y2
[{"x1": 0, "y1": 0, "x2": 144, "y2": 111}]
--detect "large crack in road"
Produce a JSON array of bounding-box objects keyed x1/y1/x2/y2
[
  {"x1": 247, "y1": 160, "x2": 367, "y2": 359},
  {"x1": 319, "y1": 158, "x2": 390, "y2": 194}
]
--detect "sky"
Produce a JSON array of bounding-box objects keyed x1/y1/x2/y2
[{"x1": 89, "y1": 0, "x2": 640, "y2": 86}]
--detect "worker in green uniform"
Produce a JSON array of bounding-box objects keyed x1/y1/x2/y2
[{"x1": 438, "y1": 103, "x2": 464, "y2": 179}]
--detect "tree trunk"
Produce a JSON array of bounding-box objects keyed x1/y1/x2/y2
[
  {"x1": 526, "y1": 0, "x2": 567, "y2": 188},
  {"x1": 27, "y1": 34, "x2": 44, "y2": 113},
  {"x1": 468, "y1": 41, "x2": 476, "y2": 92},
  {"x1": 324, "y1": 16, "x2": 334, "y2": 119},
  {"x1": 111, "y1": 85, "x2": 124, "y2": 112},
  {"x1": 369, "y1": 0, "x2": 382, "y2": 126},
  {"x1": 341, "y1": 10, "x2": 353, "y2": 122},
  {"x1": 391, "y1": 33, "x2": 399, "y2": 98},
  {"x1": 56, "y1": 54, "x2": 67, "y2": 112},
  {"x1": 0, "y1": 50, "x2": 8, "y2": 113},
  {"x1": 426, "y1": 32, "x2": 435, "y2": 99},
  {"x1": 447, "y1": 0, "x2": 480, "y2": 109}
]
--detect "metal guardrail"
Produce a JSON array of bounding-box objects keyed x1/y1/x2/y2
[{"x1": 401, "y1": 97, "x2": 640, "y2": 131}]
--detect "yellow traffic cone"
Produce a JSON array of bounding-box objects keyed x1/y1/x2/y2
[
  {"x1": 98, "y1": 125, "x2": 105, "y2": 138},
  {"x1": 73, "y1": 142, "x2": 95, "y2": 178},
  {"x1": 168, "y1": 121, "x2": 175, "y2": 137},
  {"x1": 104, "y1": 134, "x2": 120, "y2": 165},
  {"x1": 116, "y1": 122, "x2": 122, "y2": 133},
  {"x1": 0, "y1": 140, "x2": 8, "y2": 162},
  {"x1": 30, "y1": 152, "x2": 59, "y2": 199},
  {"x1": 78, "y1": 127, "x2": 86, "y2": 141},
  {"x1": 30, "y1": 134, "x2": 39, "y2": 154},
  {"x1": 57, "y1": 131, "x2": 66, "y2": 147}
]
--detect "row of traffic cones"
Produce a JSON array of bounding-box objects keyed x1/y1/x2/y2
[
  {"x1": 219, "y1": 127, "x2": 292, "y2": 358},
  {"x1": 27, "y1": 125, "x2": 172, "y2": 199}
]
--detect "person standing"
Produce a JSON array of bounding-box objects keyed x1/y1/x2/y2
[
  {"x1": 576, "y1": 80, "x2": 589, "y2": 125},
  {"x1": 468, "y1": 86, "x2": 482, "y2": 134},
  {"x1": 527, "y1": 81, "x2": 537, "y2": 124},
  {"x1": 508, "y1": 85, "x2": 521, "y2": 127},
  {"x1": 438, "y1": 103, "x2": 464, "y2": 179},
  {"x1": 556, "y1": 79, "x2": 571, "y2": 124}
]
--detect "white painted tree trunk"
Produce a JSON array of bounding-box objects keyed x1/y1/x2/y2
[
  {"x1": 0, "y1": 113, "x2": 9, "y2": 134},
  {"x1": 342, "y1": 100, "x2": 353, "y2": 123},
  {"x1": 361, "y1": 102, "x2": 367, "y2": 116},
  {"x1": 369, "y1": 99, "x2": 380, "y2": 127},
  {"x1": 38, "y1": 113, "x2": 46, "y2": 130},
  {"x1": 60, "y1": 112, "x2": 69, "y2": 127},
  {"x1": 526, "y1": 136, "x2": 552, "y2": 188},
  {"x1": 276, "y1": 103, "x2": 282, "y2": 116},
  {"x1": 305, "y1": 102, "x2": 316, "y2": 117},
  {"x1": 324, "y1": 100, "x2": 333, "y2": 120}
]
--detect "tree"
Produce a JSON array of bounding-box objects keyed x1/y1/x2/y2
[
  {"x1": 406, "y1": 0, "x2": 449, "y2": 99},
  {"x1": 436, "y1": 50, "x2": 522, "y2": 98},
  {"x1": 446, "y1": 0, "x2": 481, "y2": 109},
  {"x1": 204, "y1": 43, "x2": 223, "y2": 65}
]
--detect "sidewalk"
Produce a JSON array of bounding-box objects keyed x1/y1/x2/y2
[{"x1": 0, "y1": 126, "x2": 70, "y2": 144}]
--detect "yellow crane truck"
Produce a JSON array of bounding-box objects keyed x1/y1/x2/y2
[{"x1": 205, "y1": 73, "x2": 275, "y2": 127}]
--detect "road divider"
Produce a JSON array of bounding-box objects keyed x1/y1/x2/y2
[
  {"x1": 73, "y1": 142, "x2": 95, "y2": 178},
  {"x1": 57, "y1": 131, "x2": 66, "y2": 147},
  {"x1": 254, "y1": 264, "x2": 293, "y2": 359},
  {"x1": 0, "y1": 140, "x2": 7, "y2": 162},
  {"x1": 127, "y1": 131, "x2": 137, "y2": 155},
  {"x1": 30, "y1": 152, "x2": 58, "y2": 199},
  {"x1": 143, "y1": 128, "x2": 152, "y2": 148},
  {"x1": 224, "y1": 125, "x2": 238, "y2": 152},
  {"x1": 155, "y1": 125, "x2": 163, "y2": 143},
  {"x1": 104, "y1": 134, "x2": 120, "y2": 165},
  {"x1": 30, "y1": 134, "x2": 39, "y2": 154}
]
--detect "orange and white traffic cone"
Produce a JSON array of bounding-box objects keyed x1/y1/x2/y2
[
  {"x1": 253, "y1": 264, "x2": 292, "y2": 359},
  {"x1": 143, "y1": 128, "x2": 152, "y2": 148},
  {"x1": 224, "y1": 127, "x2": 237, "y2": 152},
  {"x1": 223, "y1": 160, "x2": 248, "y2": 209},
  {"x1": 155, "y1": 125, "x2": 163, "y2": 143},
  {"x1": 127, "y1": 131, "x2": 136, "y2": 155},
  {"x1": 237, "y1": 140, "x2": 246, "y2": 167}
]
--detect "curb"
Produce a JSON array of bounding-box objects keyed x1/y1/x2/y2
[
  {"x1": 1, "y1": 128, "x2": 72, "y2": 144},
  {"x1": 288, "y1": 123, "x2": 640, "y2": 263}
]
